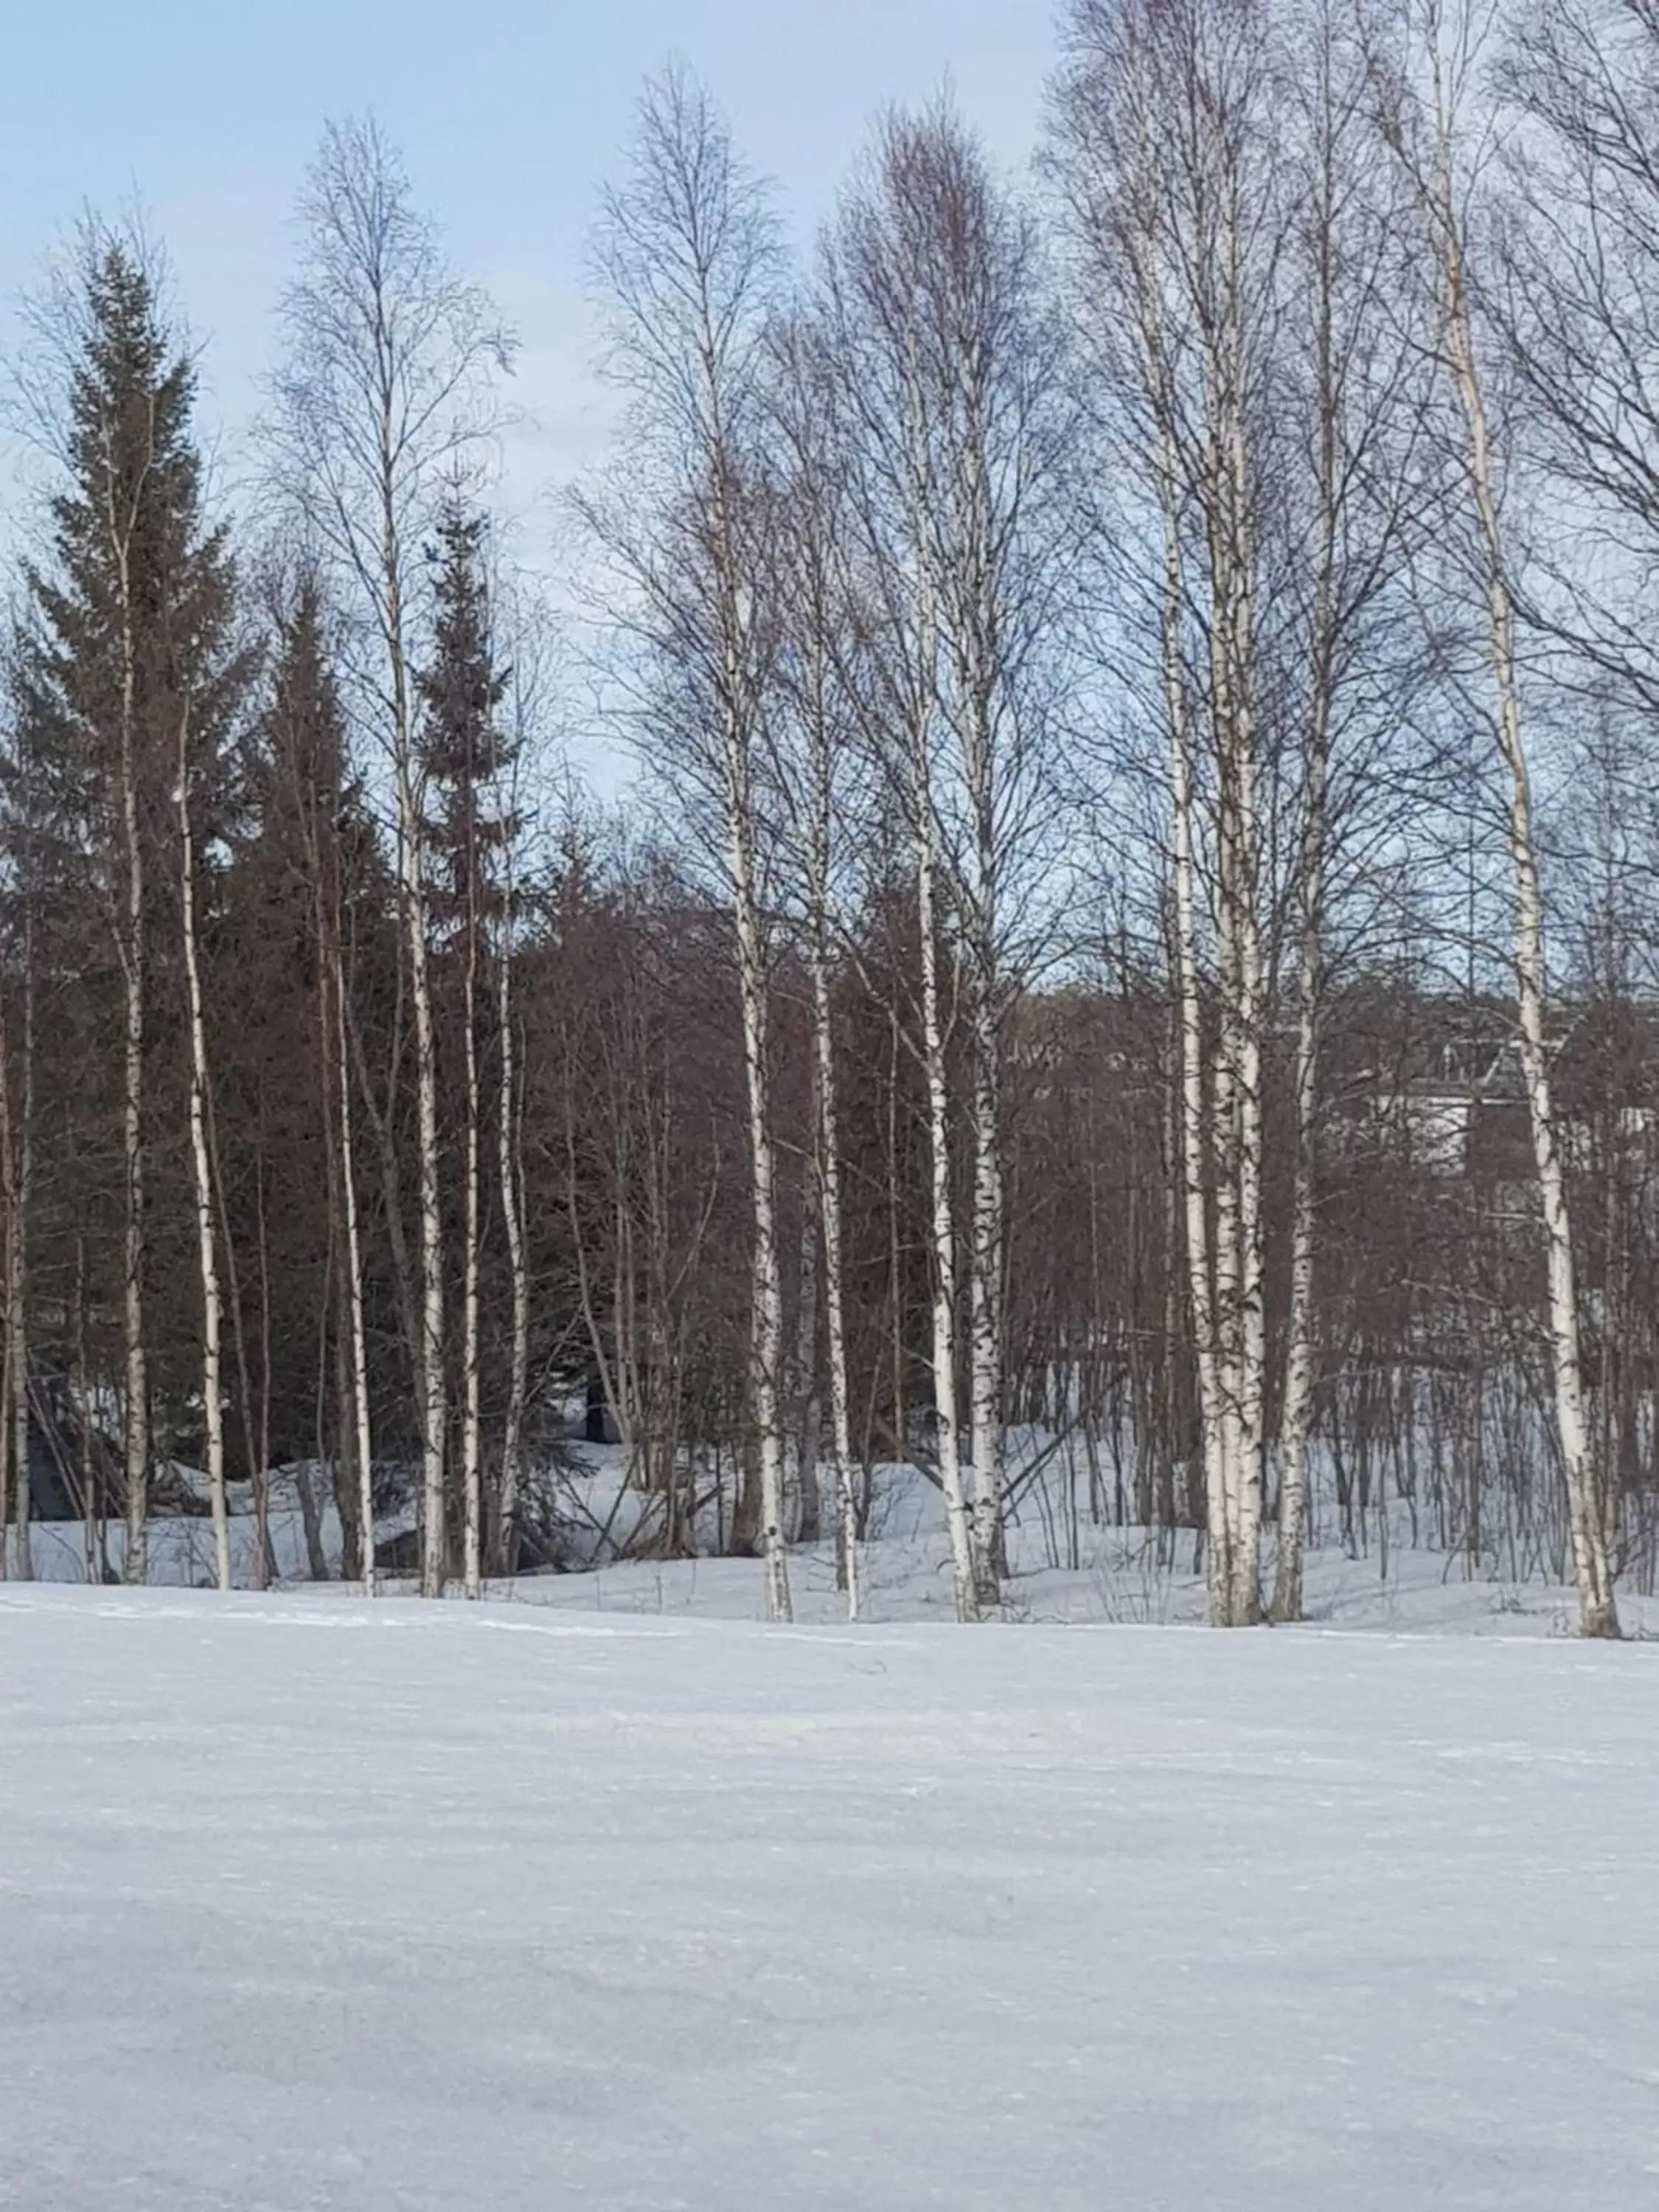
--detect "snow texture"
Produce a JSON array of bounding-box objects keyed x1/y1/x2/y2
[{"x1": 1, "y1": 1583, "x2": 1656, "y2": 2209}]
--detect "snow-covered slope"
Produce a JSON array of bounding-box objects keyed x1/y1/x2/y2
[{"x1": 1, "y1": 1585, "x2": 1655, "y2": 2208}]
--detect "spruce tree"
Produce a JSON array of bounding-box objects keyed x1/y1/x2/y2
[
  {"x1": 415, "y1": 501, "x2": 517, "y2": 1588},
  {"x1": 417, "y1": 503, "x2": 515, "y2": 934},
  {"x1": 220, "y1": 578, "x2": 400, "y2": 1579},
  {"x1": 4, "y1": 234, "x2": 247, "y2": 1579}
]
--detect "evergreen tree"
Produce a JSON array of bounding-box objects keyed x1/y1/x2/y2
[
  {"x1": 223, "y1": 586, "x2": 338, "y2": 1509},
  {"x1": 4, "y1": 233, "x2": 248, "y2": 1576},
  {"x1": 414, "y1": 501, "x2": 518, "y2": 1587},
  {"x1": 417, "y1": 502, "x2": 515, "y2": 933}
]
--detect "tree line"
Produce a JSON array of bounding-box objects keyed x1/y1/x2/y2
[{"x1": 4, "y1": 0, "x2": 1659, "y2": 1635}]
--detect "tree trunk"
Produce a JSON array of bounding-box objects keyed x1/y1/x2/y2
[
  {"x1": 793, "y1": 1178, "x2": 821, "y2": 1546},
  {"x1": 3, "y1": 914, "x2": 35, "y2": 1583},
  {"x1": 1154, "y1": 425, "x2": 1229, "y2": 1621},
  {"x1": 178, "y1": 710, "x2": 231, "y2": 1592},
  {"x1": 1422, "y1": 53, "x2": 1619, "y2": 1639},
  {"x1": 811, "y1": 926, "x2": 860, "y2": 1618},
  {"x1": 726, "y1": 773, "x2": 792, "y2": 1624},
  {"x1": 118, "y1": 574, "x2": 149, "y2": 1585},
  {"x1": 1271, "y1": 86, "x2": 1338, "y2": 1624},
  {"x1": 967, "y1": 1012, "x2": 1005, "y2": 1607},
  {"x1": 333, "y1": 941, "x2": 378, "y2": 1595},
  {"x1": 495, "y1": 917, "x2": 528, "y2": 1579},
  {"x1": 461, "y1": 890, "x2": 484, "y2": 1600},
  {"x1": 917, "y1": 793, "x2": 978, "y2": 1623}
]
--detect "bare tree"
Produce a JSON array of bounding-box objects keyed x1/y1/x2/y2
[
  {"x1": 1270, "y1": 0, "x2": 1433, "y2": 1619},
  {"x1": 1371, "y1": 0, "x2": 1621, "y2": 1635},
  {"x1": 1495, "y1": 0, "x2": 1659, "y2": 719},
  {"x1": 582, "y1": 68, "x2": 795, "y2": 1619},
  {"x1": 268, "y1": 115, "x2": 512, "y2": 1597},
  {"x1": 1057, "y1": 0, "x2": 1285, "y2": 1623},
  {"x1": 821, "y1": 118, "x2": 979, "y2": 1618},
  {"x1": 767, "y1": 313, "x2": 868, "y2": 1615}
]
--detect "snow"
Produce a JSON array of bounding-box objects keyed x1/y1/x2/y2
[
  {"x1": 504, "y1": 1515, "x2": 1659, "y2": 1637},
  {"x1": 2, "y1": 1585, "x2": 1657, "y2": 2209},
  {"x1": 7, "y1": 1463, "x2": 364, "y2": 1587},
  {"x1": 19, "y1": 1444, "x2": 1659, "y2": 1646}
]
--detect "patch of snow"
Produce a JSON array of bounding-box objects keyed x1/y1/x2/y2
[{"x1": 0, "y1": 1586, "x2": 1655, "y2": 2208}]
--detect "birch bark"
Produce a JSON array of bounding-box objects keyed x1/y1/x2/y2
[
  {"x1": 1411, "y1": 27, "x2": 1618, "y2": 1636},
  {"x1": 177, "y1": 707, "x2": 231, "y2": 1590}
]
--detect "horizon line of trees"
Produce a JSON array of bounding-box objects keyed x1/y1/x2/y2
[{"x1": 6, "y1": 0, "x2": 1659, "y2": 1637}]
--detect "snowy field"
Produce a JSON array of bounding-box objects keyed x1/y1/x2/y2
[
  {"x1": 17, "y1": 1444, "x2": 1659, "y2": 1644},
  {"x1": 2, "y1": 1586, "x2": 1657, "y2": 2210}
]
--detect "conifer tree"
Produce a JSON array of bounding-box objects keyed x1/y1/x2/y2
[
  {"x1": 6, "y1": 233, "x2": 246, "y2": 1582},
  {"x1": 222, "y1": 577, "x2": 386, "y2": 1583},
  {"x1": 415, "y1": 502, "x2": 515, "y2": 1593}
]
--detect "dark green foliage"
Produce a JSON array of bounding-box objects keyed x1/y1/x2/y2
[
  {"x1": 416, "y1": 499, "x2": 517, "y2": 936},
  {"x1": 3, "y1": 236, "x2": 249, "y2": 1458}
]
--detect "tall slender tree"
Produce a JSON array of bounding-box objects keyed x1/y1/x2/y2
[
  {"x1": 583, "y1": 67, "x2": 795, "y2": 1621},
  {"x1": 8, "y1": 232, "x2": 246, "y2": 1585},
  {"x1": 268, "y1": 116, "x2": 511, "y2": 1596},
  {"x1": 416, "y1": 500, "x2": 512, "y2": 1599}
]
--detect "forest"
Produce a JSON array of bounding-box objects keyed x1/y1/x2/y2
[{"x1": 4, "y1": 0, "x2": 1659, "y2": 1641}]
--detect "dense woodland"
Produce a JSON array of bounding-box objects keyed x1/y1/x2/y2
[{"x1": 4, "y1": 0, "x2": 1659, "y2": 1633}]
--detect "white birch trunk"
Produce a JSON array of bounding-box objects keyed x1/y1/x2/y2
[
  {"x1": 373, "y1": 439, "x2": 445, "y2": 1599},
  {"x1": 1158, "y1": 456, "x2": 1230, "y2": 1622},
  {"x1": 460, "y1": 906, "x2": 483, "y2": 1601},
  {"x1": 954, "y1": 395, "x2": 1007, "y2": 1612},
  {"x1": 901, "y1": 361, "x2": 978, "y2": 1624},
  {"x1": 333, "y1": 941, "x2": 378, "y2": 1596},
  {"x1": 118, "y1": 573, "x2": 148, "y2": 1587},
  {"x1": 966, "y1": 994, "x2": 1004, "y2": 1607},
  {"x1": 1203, "y1": 185, "x2": 1267, "y2": 1629},
  {"x1": 1126, "y1": 174, "x2": 1234, "y2": 1616},
  {"x1": 917, "y1": 786, "x2": 978, "y2": 1624},
  {"x1": 495, "y1": 893, "x2": 528, "y2": 1580},
  {"x1": 406, "y1": 790, "x2": 447, "y2": 1599},
  {"x1": 811, "y1": 932, "x2": 860, "y2": 1620},
  {"x1": 176, "y1": 712, "x2": 231, "y2": 1593},
  {"x1": 726, "y1": 773, "x2": 792, "y2": 1624},
  {"x1": 1271, "y1": 873, "x2": 1322, "y2": 1625},
  {"x1": 1422, "y1": 67, "x2": 1618, "y2": 1637},
  {"x1": 793, "y1": 1183, "x2": 821, "y2": 1545},
  {"x1": 1227, "y1": 704, "x2": 1267, "y2": 1628},
  {"x1": 5, "y1": 894, "x2": 35, "y2": 1582},
  {"x1": 1271, "y1": 94, "x2": 1339, "y2": 1623}
]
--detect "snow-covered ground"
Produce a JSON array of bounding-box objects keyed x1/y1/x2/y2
[
  {"x1": 500, "y1": 1518, "x2": 1659, "y2": 1636},
  {"x1": 17, "y1": 1447, "x2": 1659, "y2": 1642},
  {"x1": 1, "y1": 1585, "x2": 1655, "y2": 2209}
]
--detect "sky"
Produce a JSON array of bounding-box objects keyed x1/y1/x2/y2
[{"x1": 0, "y1": 0, "x2": 1057, "y2": 578}]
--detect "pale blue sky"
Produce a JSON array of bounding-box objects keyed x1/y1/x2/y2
[{"x1": 1, "y1": 0, "x2": 1056, "y2": 557}]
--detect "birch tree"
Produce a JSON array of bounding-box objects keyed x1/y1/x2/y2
[
  {"x1": 822, "y1": 123, "x2": 979, "y2": 1618},
  {"x1": 176, "y1": 698, "x2": 229, "y2": 1590},
  {"x1": 490, "y1": 613, "x2": 540, "y2": 1579},
  {"x1": 1057, "y1": 0, "x2": 1283, "y2": 1623},
  {"x1": 854, "y1": 111, "x2": 1068, "y2": 1607},
  {"x1": 268, "y1": 116, "x2": 511, "y2": 1598},
  {"x1": 584, "y1": 67, "x2": 794, "y2": 1620},
  {"x1": 1269, "y1": 0, "x2": 1433, "y2": 1619},
  {"x1": 768, "y1": 315, "x2": 867, "y2": 1615},
  {"x1": 1371, "y1": 0, "x2": 1621, "y2": 1637}
]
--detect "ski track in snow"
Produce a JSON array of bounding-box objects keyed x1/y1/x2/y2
[{"x1": 1, "y1": 1585, "x2": 1657, "y2": 2209}]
